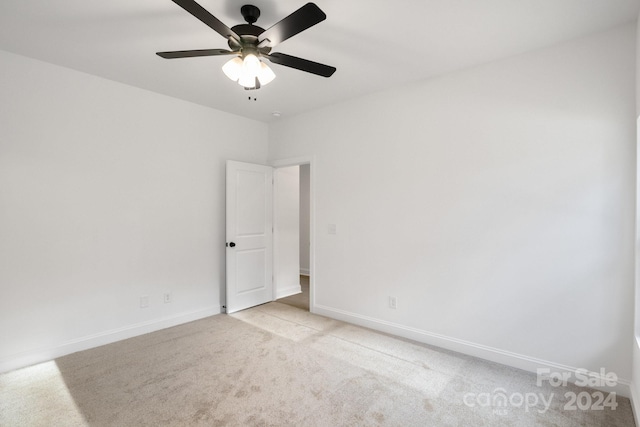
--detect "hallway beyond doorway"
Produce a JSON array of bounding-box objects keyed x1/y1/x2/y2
[{"x1": 277, "y1": 275, "x2": 309, "y2": 311}]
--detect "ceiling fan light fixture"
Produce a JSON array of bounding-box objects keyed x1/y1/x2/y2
[{"x1": 225, "y1": 53, "x2": 275, "y2": 89}]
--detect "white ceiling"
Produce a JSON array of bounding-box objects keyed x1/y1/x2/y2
[{"x1": 0, "y1": 0, "x2": 638, "y2": 123}]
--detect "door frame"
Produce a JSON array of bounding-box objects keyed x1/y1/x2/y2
[{"x1": 271, "y1": 156, "x2": 316, "y2": 313}]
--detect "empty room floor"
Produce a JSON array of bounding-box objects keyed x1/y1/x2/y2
[{"x1": 0, "y1": 302, "x2": 634, "y2": 426}]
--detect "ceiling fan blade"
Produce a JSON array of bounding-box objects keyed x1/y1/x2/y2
[
  {"x1": 171, "y1": 0, "x2": 240, "y2": 43},
  {"x1": 259, "y1": 3, "x2": 326, "y2": 48},
  {"x1": 156, "y1": 49, "x2": 236, "y2": 59},
  {"x1": 265, "y1": 52, "x2": 336, "y2": 77},
  {"x1": 156, "y1": 49, "x2": 237, "y2": 59}
]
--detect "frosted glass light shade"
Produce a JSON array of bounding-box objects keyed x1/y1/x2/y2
[
  {"x1": 242, "y1": 54, "x2": 260, "y2": 76},
  {"x1": 222, "y1": 57, "x2": 243, "y2": 81},
  {"x1": 258, "y1": 62, "x2": 276, "y2": 85},
  {"x1": 238, "y1": 54, "x2": 260, "y2": 87}
]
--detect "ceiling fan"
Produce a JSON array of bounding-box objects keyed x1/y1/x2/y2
[{"x1": 157, "y1": 0, "x2": 336, "y2": 90}]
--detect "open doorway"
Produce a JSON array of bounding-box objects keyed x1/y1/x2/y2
[{"x1": 276, "y1": 163, "x2": 311, "y2": 311}]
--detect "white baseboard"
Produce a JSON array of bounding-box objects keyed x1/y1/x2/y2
[
  {"x1": 0, "y1": 306, "x2": 220, "y2": 374},
  {"x1": 630, "y1": 339, "x2": 640, "y2": 425},
  {"x1": 300, "y1": 268, "x2": 310, "y2": 276},
  {"x1": 630, "y1": 381, "x2": 640, "y2": 426},
  {"x1": 276, "y1": 284, "x2": 302, "y2": 299},
  {"x1": 313, "y1": 304, "x2": 631, "y2": 398}
]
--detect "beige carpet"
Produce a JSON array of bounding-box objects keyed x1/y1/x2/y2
[{"x1": 0, "y1": 301, "x2": 634, "y2": 426}]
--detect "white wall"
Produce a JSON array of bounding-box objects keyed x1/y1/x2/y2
[
  {"x1": 269, "y1": 24, "x2": 636, "y2": 390},
  {"x1": 0, "y1": 50, "x2": 268, "y2": 372},
  {"x1": 274, "y1": 166, "x2": 300, "y2": 298},
  {"x1": 631, "y1": 13, "x2": 640, "y2": 423},
  {"x1": 300, "y1": 164, "x2": 311, "y2": 275}
]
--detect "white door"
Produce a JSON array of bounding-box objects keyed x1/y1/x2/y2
[{"x1": 226, "y1": 160, "x2": 273, "y2": 313}]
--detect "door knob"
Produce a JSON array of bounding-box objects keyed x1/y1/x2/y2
[{"x1": 228, "y1": 242, "x2": 236, "y2": 247}]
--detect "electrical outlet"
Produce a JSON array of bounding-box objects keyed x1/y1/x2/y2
[
  {"x1": 163, "y1": 293, "x2": 172, "y2": 304},
  {"x1": 140, "y1": 295, "x2": 149, "y2": 308},
  {"x1": 389, "y1": 296, "x2": 397, "y2": 309}
]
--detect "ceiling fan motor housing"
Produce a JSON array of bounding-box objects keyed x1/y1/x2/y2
[
  {"x1": 231, "y1": 5, "x2": 267, "y2": 56},
  {"x1": 227, "y1": 28, "x2": 270, "y2": 58}
]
